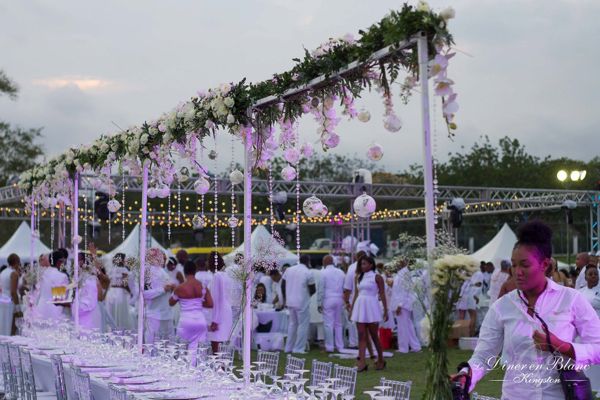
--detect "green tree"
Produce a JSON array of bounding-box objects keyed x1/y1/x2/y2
[
  {"x1": 0, "y1": 123, "x2": 44, "y2": 185},
  {"x1": 0, "y1": 70, "x2": 18, "y2": 99}
]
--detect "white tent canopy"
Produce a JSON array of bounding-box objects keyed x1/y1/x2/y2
[
  {"x1": 0, "y1": 222, "x2": 51, "y2": 265},
  {"x1": 471, "y1": 223, "x2": 517, "y2": 269},
  {"x1": 223, "y1": 225, "x2": 299, "y2": 268},
  {"x1": 102, "y1": 224, "x2": 169, "y2": 265}
]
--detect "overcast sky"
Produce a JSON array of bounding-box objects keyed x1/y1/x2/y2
[{"x1": 1, "y1": 0, "x2": 599, "y2": 176}]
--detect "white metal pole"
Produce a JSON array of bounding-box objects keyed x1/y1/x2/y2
[
  {"x1": 137, "y1": 164, "x2": 149, "y2": 352},
  {"x1": 72, "y1": 173, "x2": 80, "y2": 331},
  {"x1": 29, "y1": 197, "x2": 35, "y2": 270},
  {"x1": 243, "y1": 126, "x2": 253, "y2": 384},
  {"x1": 417, "y1": 33, "x2": 436, "y2": 255}
]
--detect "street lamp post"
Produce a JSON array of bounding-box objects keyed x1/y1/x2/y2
[{"x1": 556, "y1": 170, "x2": 587, "y2": 265}]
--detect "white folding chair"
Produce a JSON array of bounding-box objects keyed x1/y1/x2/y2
[
  {"x1": 50, "y1": 355, "x2": 67, "y2": 400},
  {"x1": 217, "y1": 342, "x2": 235, "y2": 363},
  {"x1": 379, "y1": 377, "x2": 412, "y2": 400},
  {"x1": 257, "y1": 350, "x2": 280, "y2": 378},
  {"x1": 332, "y1": 364, "x2": 357, "y2": 396},
  {"x1": 20, "y1": 348, "x2": 57, "y2": 399},
  {"x1": 0, "y1": 343, "x2": 17, "y2": 400},
  {"x1": 284, "y1": 354, "x2": 306, "y2": 376},
  {"x1": 471, "y1": 393, "x2": 500, "y2": 400},
  {"x1": 310, "y1": 359, "x2": 332, "y2": 387},
  {"x1": 73, "y1": 369, "x2": 92, "y2": 400},
  {"x1": 8, "y1": 344, "x2": 25, "y2": 400},
  {"x1": 108, "y1": 383, "x2": 128, "y2": 400}
]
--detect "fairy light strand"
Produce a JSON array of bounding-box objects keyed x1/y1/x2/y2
[
  {"x1": 295, "y1": 163, "x2": 300, "y2": 258},
  {"x1": 213, "y1": 138, "x2": 218, "y2": 267},
  {"x1": 268, "y1": 163, "x2": 274, "y2": 236},
  {"x1": 230, "y1": 135, "x2": 236, "y2": 248},
  {"x1": 167, "y1": 189, "x2": 172, "y2": 242},
  {"x1": 122, "y1": 168, "x2": 126, "y2": 240}
]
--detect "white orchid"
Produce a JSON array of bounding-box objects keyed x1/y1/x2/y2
[{"x1": 434, "y1": 77, "x2": 454, "y2": 96}]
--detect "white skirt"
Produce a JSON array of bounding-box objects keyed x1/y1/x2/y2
[
  {"x1": 105, "y1": 288, "x2": 133, "y2": 330},
  {"x1": 351, "y1": 295, "x2": 382, "y2": 323},
  {"x1": 208, "y1": 305, "x2": 233, "y2": 342}
]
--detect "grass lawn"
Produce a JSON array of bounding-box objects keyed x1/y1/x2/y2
[{"x1": 245, "y1": 347, "x2": 504, "y2": 399}]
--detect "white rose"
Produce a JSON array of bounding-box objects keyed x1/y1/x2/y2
[
  {"x1": 439, "y1": 7, "x2": 455, "y2": 21},
  {"x1": 100, "y1": 143, "x2": 110, "y2": 153},
  {"x1": 417, "y1": 0, "x2": 430, "y2": 12},
  {"x1": 111, "y1": 142, "x2": 119, "y2": 152},
  {"x1": 220, "y1": 83, "x2": 231, "y2": 95},
  {"x1": 226, "y1": 114, "x2": 236, "y2": 124},
  {"x1": 140, "y1": 134, "x2": 149, "y2": 145},
  {"x1": 224, "y1": 97, "x2": 235, "y2": 108}
]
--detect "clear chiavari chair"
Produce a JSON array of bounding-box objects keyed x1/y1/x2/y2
[
  {"x1": 8, "y1": 344, "x2": 25, "y2": 400},
  {"x1": 73, "y1": 369, "x2": 92, "y2": 400},
  {"x1": 20, "y1": 347, "x2": 57, "y2": 399},
  {"x1": 332, "y1": 364, "x2": 357, "y2": 396},
  {"x1": 310, "y1": 359, "x2": 332, "y2": 387},
  {"x1": 50, "y1": 355, "x2": 67, "y2": 400},
  {"x1": 379, "y1": 377, "x2": 412, "y2": 400},
  {"x1": 0, "y1": 343, "x2": 17, "y2": 400},
  {"x1": 284, "y1": 354, "x2": 306, "y2": 376}
]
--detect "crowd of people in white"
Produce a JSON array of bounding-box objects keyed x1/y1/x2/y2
[{"x1": 0, "y1": 234, "x2": 599, "y2": 377}]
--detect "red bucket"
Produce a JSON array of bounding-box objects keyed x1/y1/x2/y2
[{"x1": 379, "y1": 327, "x2": 393, "y2": 350}]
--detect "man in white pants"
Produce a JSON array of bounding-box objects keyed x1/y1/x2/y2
[
  {"x1": 391, "y1": 261, "x2": 421, "y2": 353},
  {"x1": 282, "y1": 254, "x2": 316, "y2": 354},
  {"x1": 143, "y1": 248, "x2": 176, "y2": 344},
  {"x1": 343, "y1": 251, "x2": 366, "y2": 348},
  {"x1": 318, "y1": 255, "x2": 345, "y2": 353}
]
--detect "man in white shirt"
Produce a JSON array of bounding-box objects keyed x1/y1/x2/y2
[
  {"x1": 318, "y1": 255, "x2": 345, "y2": 353},
  {"x1": 143, "y1": 249, "x2": 176, "y2": 343},
  {"x1": 575, "y1": 252, "x2": 590, "y2": 289},
  {"x1": 391, "y1": 262, "x2": 421, "y2": 353},
  {"x1": 343, "y1": 251, "x2": 366, "y2": 348},
  {"x1": 33, "y1": 251, "x2": 69, "y2": 322},
  {"x1": 282, "y1": 255, "x2": 316, "y2": 354},
  {"x1": 488, "y1": 259, "x2": 510, "y2": 304}
]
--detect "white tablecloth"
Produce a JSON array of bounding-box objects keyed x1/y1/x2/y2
[{"x1": 256, "y1": 310, "x2": 288, "y2": 333}]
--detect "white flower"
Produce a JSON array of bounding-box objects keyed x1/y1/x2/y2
[
  {"x1": 417, "y1": 0, "x2": 430, "y2": 12},
  {"x1": 226, "y1": 114, "x2": 236, "y2": 124},
  {"x1": 300, "y1": 142, "x2": 314, "y2": 158},
  {"x1": 220, "y1": 83, "x2": 232, "y2": 95},
  {"x1": 434, "y1": 77, "x2": 454, "y2": 96},
  {"x1": 439, "y1": 6, "x2": 455, "y2": 21},
  {"x1": 284, "y1": 147, "x2": 300, "y2": 165},
  {"x1": 224, "y1": 97, "x2": 234, "y2": 108},
  {"x1": 140, "y1": 134, "x2": 149, "y2": 145},
  {"x1": 342, "y1": 33, "x2": 355, "y2": 44}
]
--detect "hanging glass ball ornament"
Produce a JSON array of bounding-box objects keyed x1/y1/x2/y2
[
  {"x1": 107, "y1": 199, "x2": 121, "y2": 213},
  {"x1": 227, "y1": 216, "x2": 239, "y2": 228},
  {"x1": 193, "y1": 176, "x2": 210, "y2": 195},
  {"x1": 229, "y1": 169, "x2": 244, "y2": 185},
  {"x1": 366, "y1": 143, "x2": 384, "y2": 161},
  {"x1": 192, "y1": 215, "x2": 206, "y2": 229},
  {"x1": 303, "y1": 195, "x2": 324, "y2": 218},
  {"x1": 357, "y1": 109, "x2": 371, "y2": 122},
  {"x1": 157, "y1": 185, "x2": 170, "y2": 199},
  {"x1": 383, "y1": 114, "x2": 402, "y2": 132},
  {"x1": 353, "y1": 193, "x2": 376, "y2": 218},
  {"x1": 147, "y1": 187, "x2": 158, "y2": 199},
  {"x1": 281, "y1": 166, "x2": 296, "y2": 181}
]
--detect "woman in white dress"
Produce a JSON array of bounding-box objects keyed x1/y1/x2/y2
[
  {"x1": 169, "y1": 261, "x2": 213, "y2": 360},
  {"x1": 0, "y1": 254, "x2": 20, "y2": 335},
  {"x1": 207, "y1": 252, "x2": 233, "y2": 353},
  {"x1": 77, "y1": 254, "x2": 102, "y2": 331},
  {"x1": 105, "y1": 253, "x2": 133, "y2": 330},
  {"x1": 350, "y1": 255, "x2": 388, "y2": 372}
]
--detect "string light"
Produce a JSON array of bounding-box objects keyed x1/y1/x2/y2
[
  {"x1": 213, "y1": 137, "x2": 218, "y2": 268},
  {"x1": 84, "y1": 193, "x2": 88, "y2": 251},
  {"x1": 177, "y1": 182, "x2": 182, "y2": 228},
  {"x1": 268, "y1": 162, "x2": 274, "y2": 236},
  {"x1": 230, "y1": 135, "x2": 236, "y2": 248},
  {"x1": 295, "y1": 159, "x2": 300, "y2": 258},
  {"x1": 50, "y1": 202, "x2": 55, "y2": 250},
  {"x1": 167, "y1": 188, "x2": 172, "y2": 242},
  {"x1": 432, "y1": 96, "x2": 440, "y2": 227},
  {"x1": 122, "y1": 167, "x2": 126, "y2": 240}
]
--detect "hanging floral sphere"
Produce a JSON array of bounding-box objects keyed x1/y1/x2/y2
[
  {"x1": 177, "y1": 167, "x2": 190, "y2": 183},
  {"x1": 193, "y1": 177, "x2": 210, "y2": 195},
  {"x1": 284, "y1": 148, "x2": 301, "y2": 165},
  {"x1": 107, "y1": 199, "x2": 121, "y2": 213},
  {"x1": 367, "y1": 143, "x2": 384, "y2": 161},
  {"x1": 229, "y1": 169, "x2": 244, "y2": 185},
  {"x1": 227, "y1": 216, "x2": 239, "y2": 228},
  {"x1": 157, "y1": 185, "x2": 170, "y2": 199},
  {"x1": 147, "y1": 187, "x2": 157, "y2": 199},
  {"x1": 357, "y1": 109, "x2": 371, "y2": 122},
  {"x1": 303, "y1": 195, "x2": 324, "y2": 218},
  {"x1": 353, "y1": 193, "x2": 376, "y2": 218},
  {"x1": 301, "y1": 142, "x2": 314, "y2": 158},
  {"x1": 384, "y1": 114, "x2": 402, "y2": 132},
  {"x1": 192, "y1": 215, "x2": 206, "y2": 229},
  {"x1": 281, "y1": 166, "x2": 296, "y2": 181},
  {"x1": 208, "y1": 150, "x2": 218, "y2": 160}
]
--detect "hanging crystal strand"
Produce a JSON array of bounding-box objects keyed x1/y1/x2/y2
[
  {"x1": 122, "y1": 168, "x2": 126, "y2": 240},
  {"x1": 84, "y1": 194, "x2": 88, "y2": 251},
  {"x1": 432, "y1": 96, "x2": 440, "y2": 226},
  {"x1": 108, "y1": 179, "x2": 111, "y2": 245},
  {"x1": 295, "y1": 162, "x2": 300, "y2": 258},
  {"x1": 213, "y1": 138, "x2": 218, "y2": 268},
  {"x1": 50, "y1": 204, "x2": 55, "y2": 250},
  {"x1": 177, "y1": 182, "x2": 182, "y2": 228},
  {"x1": 230, "y1": 135, "x2": 236, "y2": 248},
  {"x1": 168, "y1": 190, "x2": 172, "y2": 242},
  {"x1": 268, "y1": 163, "x2": 274, "y2": 236}
]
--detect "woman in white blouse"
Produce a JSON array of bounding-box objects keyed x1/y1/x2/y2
[{"x1": 455, "y1": 220, "x2": 600, "y2": 399}]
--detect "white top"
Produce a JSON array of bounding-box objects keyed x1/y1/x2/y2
[
  {"x1": 272, "y1": 280, "x2": 283, "y2": 308},
  {"x1": 468, "y1": 278, "x2": 600, "y2": 399},
  {"x1": 343, "y1": 262, "x2": 357, "y2": 293},
  {"x1": 391, "y1": 267, "x2": 416, "y2": 311},
  {"x1": 575, "y1": 270, "x2": 587, "y2": 290},
  {"x1": 195, "y1": 270, "x2": 214, "y2": 291},
  {"x1": 578, "y1": 284, "x2": 600, "y2": 316},
  {"x1": 0, "y1": 267, "x2": 14, "y2": 301},
  {"x1": 282, "y1": 263, "x2": 315, "y2": 309},
  {"x1": 143, "y1": 266, "x2": 173, "y2": 320},
  {"x1": 108, "y1": 266, "x2": 129, "y2": 287},
  {"x1": 224, "y1": 265, "x2": 243, "y2": 306},
  {"x1": 34, "y1": 267, "x2": 69, "y2": 320},
  {"x1": 318, "y1": 264, "x2": 345, "y2": 306},
  {"x1": 488, "y1": 270, "x2": 510, "y2": 304},
  {"x1": 210, "y1": 270, "x2": 231, "y2": 323}
]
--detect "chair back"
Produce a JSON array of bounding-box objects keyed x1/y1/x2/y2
[
  {"x1": 0, "y1": 343, "x2": 17, "y2": 400},
  {"x1": 310, "y1": 359, "x2": 332, "y2": 387},
  {"x1": 257, "y1": 350, "x2": 280, "y2": 377},
  {"x1": 20, "y1": 348, "x2": 40, "y2": 400},
  {"x1": 332, "y1": 364, "x2": 357, "y2": 395},
  {"x1": 109, "y1": 383, "x2": 128, "y2": 400},
  {"x1": 196, "y1": 342, "x2": 212, "y2": 363},
  {"x1": 379, "y1": 377, "x2": 412, "y2": 400},
  {"x1": 471, "y1": 393, "x2": 500, "y2": 400},
  {"x1": 284, "y1": 354, "x2": 306, "y2": 376},
  {"x1": 74, "y1": 369, "x2": 93, "y2": 400},
  {"x1": 217, "y1": 342, "x2": 235, "y2": 363},
  {"x1": 8, "y1": 345, "x2": 25, "y2": 399},
  {"x1": 50, "y1": 354, "x2": 68, "y2": 400}
]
